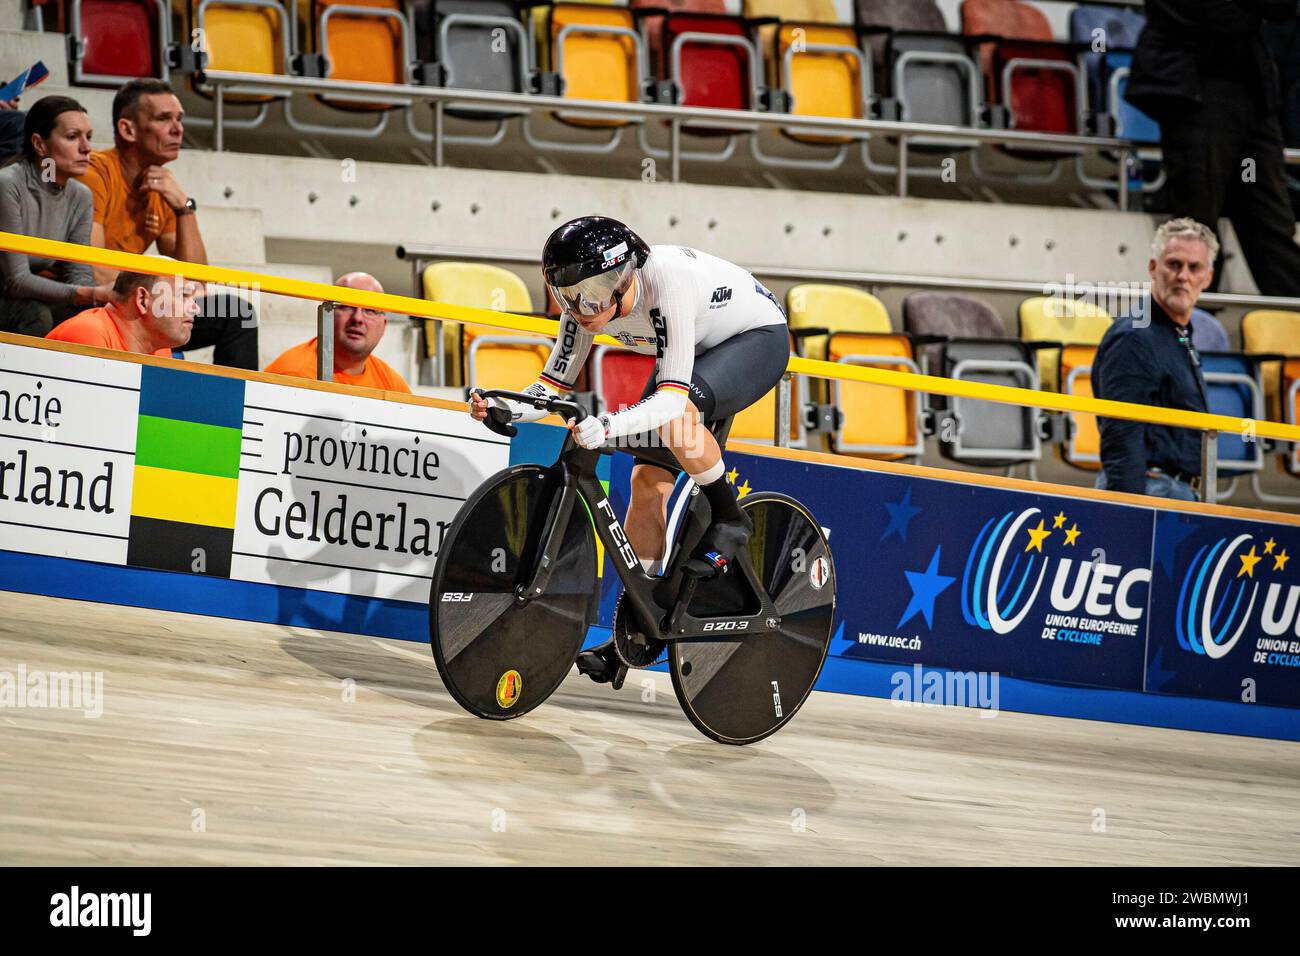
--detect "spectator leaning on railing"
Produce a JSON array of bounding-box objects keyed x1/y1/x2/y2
[
  {"x1": 263, "y1": 272, "x2": 411, "y2": 393},
  {"x1": 0, "y1": 96, "x2": 113, "y2": 337},
  {"x1": 76, "y1": 78, "x2": 259, "y2": 369},
  {"x1": 1093, "y1": 219, "x2": 1216, "y2": 503},
  {"x1": 46, "y1": 266, "x2": 200, "y2": 358}
]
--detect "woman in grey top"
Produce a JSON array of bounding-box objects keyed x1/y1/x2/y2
[{"x1": 0, "y1": 95, "x2": 112, "y2": 337}]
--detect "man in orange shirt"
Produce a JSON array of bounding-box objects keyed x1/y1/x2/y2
[
  {"x1": 264, "y1": 272, "x2": 411, "y2": 393},
  {"x1": 47, "y1": 268, "x2": 200, "y2": 357},
  {"x1": 76, "y1": 79, "x2": 258, "y2": 368}
]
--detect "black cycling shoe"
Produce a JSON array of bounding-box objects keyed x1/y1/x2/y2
[
  {"x1": 691, "y1": 512, "x2": 754, "y2": 574},
  {"x1": 574, "y1": 639, "x2": 629, "y2": 690}
]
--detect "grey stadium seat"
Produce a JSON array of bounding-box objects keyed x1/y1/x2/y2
[{"x1": 904, "y1": 291, "x2": 1043, "y2": 466}]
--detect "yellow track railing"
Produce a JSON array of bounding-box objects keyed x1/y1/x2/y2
[{"x1": 2, "y1": 230, "x2": 1298, "y2": 447}]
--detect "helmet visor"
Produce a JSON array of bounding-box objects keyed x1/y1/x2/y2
[{"x1": 548, "y1": 259, "x2": 636, "y2": 317}]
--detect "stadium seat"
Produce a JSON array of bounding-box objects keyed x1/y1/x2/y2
[
  {"x1": 857, "y1": 0, "x2": 981, "y2": 135},
  {"x1": 787, "y1": 283, "x2": 921, "y2": 459},
  {"x1": 1200, "y1": 351, "x2": 1267, "y2": 481},
  {"x1": 420, "y1": 262, "x2": 551, "y2": 389},
  {"x1": 961, "y1": 0, "x2": 1083, "y2": 158},
  {"x1": 308, "y1": 0, "x2": 412, "y2": 111},
  {"x1": 69, "y1": 0, "x2": 168, "y2": 85},
  {"x1": 592, "y1": 346, "x2": 655, "y2": 414},
  {"x1": 1241, "y1": 309, "x2": 1300, "y2": 420},
  {"x1": 528, "y1": 1, "x2": 646, "y2": 140},
  {"x1": 632, "y1": 2, "x2": 757, "y2": 138},
  {"x1": 1190, "y1": 307, "x2": 1230, "y2": 353},
  {"x1": 1241, "y1": 309, "x2": 1300, "y2": 484},
  {"x1": 1068, "y1": 4, "x2": 1158, "y2": 143},
  {"x1": 903, "y1": 291, "x2": 1041, "y2": 467},
  {"x1": 1018, "y1": 296, "x2": 1112, "y2": 470},
  {"x1": 418, "y1": 0, "x2": 530, "y2": 116},
  {"x1": 188, "y1": 0, "x2": 291, "y2": 106},
  {"x1": 743, "y1": 0, "x2": 867, "y2": 153},
  {"x1": 1284, "y1": 357, "x2": 1300, "y2": 478}
]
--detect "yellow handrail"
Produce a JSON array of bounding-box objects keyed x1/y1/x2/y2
[{"x1": 3, "y1": 231, "x2": 1299, "y2": 443}]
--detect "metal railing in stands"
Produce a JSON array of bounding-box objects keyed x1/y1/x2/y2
[
  {"x1": 394, "y1": 243, "x2": 1300, "y2": 313},
  {"x1": 196, "y1": 68, "x2": 1153, "y2": 207},
  {"x1": 4, "y1": 230, "x2": 1300, "y2": 507},
  {"x1": 193, "y1": 69, "x2": 1300, "y2": 202}
]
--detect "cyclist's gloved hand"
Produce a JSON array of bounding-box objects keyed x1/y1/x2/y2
[{"x1": 569, "y1": 414, "x2": 609, "y2": 450}]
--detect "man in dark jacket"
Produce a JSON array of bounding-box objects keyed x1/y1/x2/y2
[
  {"x1": 1094, "y1": 219, "x2": 1216, "y2": 502},
  {"x1": 1128, "y1": 0, "x2": 1300, "y2": 297}
]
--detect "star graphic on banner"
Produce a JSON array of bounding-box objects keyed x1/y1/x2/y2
[
  {"x1": 1024, "y1": 519, "x2": 1052, "y2": 553},
  {"x1": 736, "y1": 479, "x2": 752, "y2": 499},
  {"x1": 897, "y1": 546, "x2": 955, "y2": 630},
  {"x1": 1276, "y1": 549, "x2": 1290, "y2": 572},
  {"x1": 1154, "y1": 513, "x2": 1197, "y2": 581},
  {"x1": 881, "y1": 486, "x2": 921, "y2": 543},
  {"x1": 1063, "y1": 523, "x2": 1081, "y2": 546},
  {"x1": 726, "y1": 467, "x2": 739, "y2": 485},
  {"x1": 1264, "y1": 537, "x2": 1276, "y2": 554},
  {"x1": 1238, "y1": 545, "x2": 1261, "y2": 578},
  {"x1": 1052, "y1": 511, "x2": 1067, "y2": 529}
]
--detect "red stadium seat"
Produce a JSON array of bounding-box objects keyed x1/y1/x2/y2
[
  {"x1": 961, "y1": 0, "x2": 1082, "y2": 156},
  {"x1": 71, "y1": 0, "x2": 166, "y2": 85},
  {"x1": 593, "y1": 346, "x2": 655, "y2": 414}
]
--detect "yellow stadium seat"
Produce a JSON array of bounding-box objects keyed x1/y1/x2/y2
[
  {"x1": 191, "y1": 0, "x2": 289, "y2": 103},
  {"x1": 1284, "y1": 358, "x2": 1300, "y2": 476},
  {"x1": 535, "y1": 2, "x2": 642, "y2": 129},
  {"x1": 1017, "y1": 296, "x2": 1113, "y2": 392},
  {"x1": 787, "y1": 283, "x2": 906, "y2": 454},
  {"x1": 828, "y1": 332, "x2": 923, "y2": 459},
  {"x1": 787, "y1": 283, "x2": 891, "y2": 361},
  {"x1": 728, "y1": 380, "x2": 803, "y2": 446},
  {"x1": 1018, "y1": 297, "x2": 1111, "y2": 471},
  {"x1": 420, "y1": 263, "x2": 546, "y2": 388},
  {"x1": 462, "y1": 326, "x2": 553, "y2": 392},
  {"x1": 1241, "y1": 309, "x2": 1300, "y2": 421},
  {"x1": 743, "y1": 0, "x2": 863, "y2": 145},
  {"x1": 1061, "y1": 344, "x2": 1100, "y2": 469},
  {"x1": 1241, "y1": 310, "x2": 1300, "y2": 481},
  {"x1": 312, "y1": 0, "x2": 409, "y2": 110}
]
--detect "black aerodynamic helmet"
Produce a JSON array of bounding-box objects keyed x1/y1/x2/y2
[{"x1": 542, "y1": 216, "x2": 650, "y2": 317}]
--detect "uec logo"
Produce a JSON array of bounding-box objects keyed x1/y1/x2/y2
[
  {"x1": 962, "y1": 508, "x2": 1149, "y2": 635},
  {"x1": 1175, "y1": 534, "x2": 1279, "y2": 659}
]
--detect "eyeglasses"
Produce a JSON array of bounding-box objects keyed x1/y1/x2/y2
[{"x1": 335, "y1": 305, "x2": 386, "y2": 321}]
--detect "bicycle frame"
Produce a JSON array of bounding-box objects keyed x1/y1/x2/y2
[{"x1": 476, "y1": 389, "x2": 781, "y2": 642}]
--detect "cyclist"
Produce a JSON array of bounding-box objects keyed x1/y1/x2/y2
[{"x1": 469, "y1": 216, "x2": 790, "y2": 687}]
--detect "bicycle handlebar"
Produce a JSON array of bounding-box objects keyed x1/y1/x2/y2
[{"x1": 471, "y1": 388, "x2": 590, "y2": 439}]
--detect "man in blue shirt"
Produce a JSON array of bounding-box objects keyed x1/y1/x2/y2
[{"x1": 1093, "y1": 219, "x2": 1215, "y2": 501}]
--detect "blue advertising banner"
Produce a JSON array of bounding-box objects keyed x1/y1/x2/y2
[
  {"x1": 1146, "y1": 509, "x2": 1300, "y2": 708},
  {"x1": 721, "y1": 451, "x2": 1153, "y2": 691}
]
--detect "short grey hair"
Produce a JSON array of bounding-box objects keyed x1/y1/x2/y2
[{"x1": 1151, "y1": 217, "x2": 1220, "y2": 263}]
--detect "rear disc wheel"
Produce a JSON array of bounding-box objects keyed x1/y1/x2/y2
[
  {"x1": 430, "y1": 465, "x2": 596, "y2": 719},
  {"x1": 669, "y1": 492, "x2": 835, "y2": 745}
]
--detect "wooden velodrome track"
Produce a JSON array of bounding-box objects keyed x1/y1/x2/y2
[{"x1": 1, "y1": 589, "x2": 1296, "y2": 866}]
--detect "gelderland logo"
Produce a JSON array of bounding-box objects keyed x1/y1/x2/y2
[
  {"x1": 1173, "y1": 533, "x2": 1296, "y2": 660},
  {"x1": 960, "y1": 507, "x2": 1149, "y2": 635}
]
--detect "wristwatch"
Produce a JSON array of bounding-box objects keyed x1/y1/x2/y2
[{"x1": 175, "y1": 197, "x2": 197, "y2": 216}]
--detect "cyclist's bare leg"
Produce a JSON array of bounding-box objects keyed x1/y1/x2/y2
[
  {"x1": 626, "y1": 463, "x2": 676, "y2": 565},
  {"x1": 625, "y1": 401, "x2": 720, "y2": 564}
]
